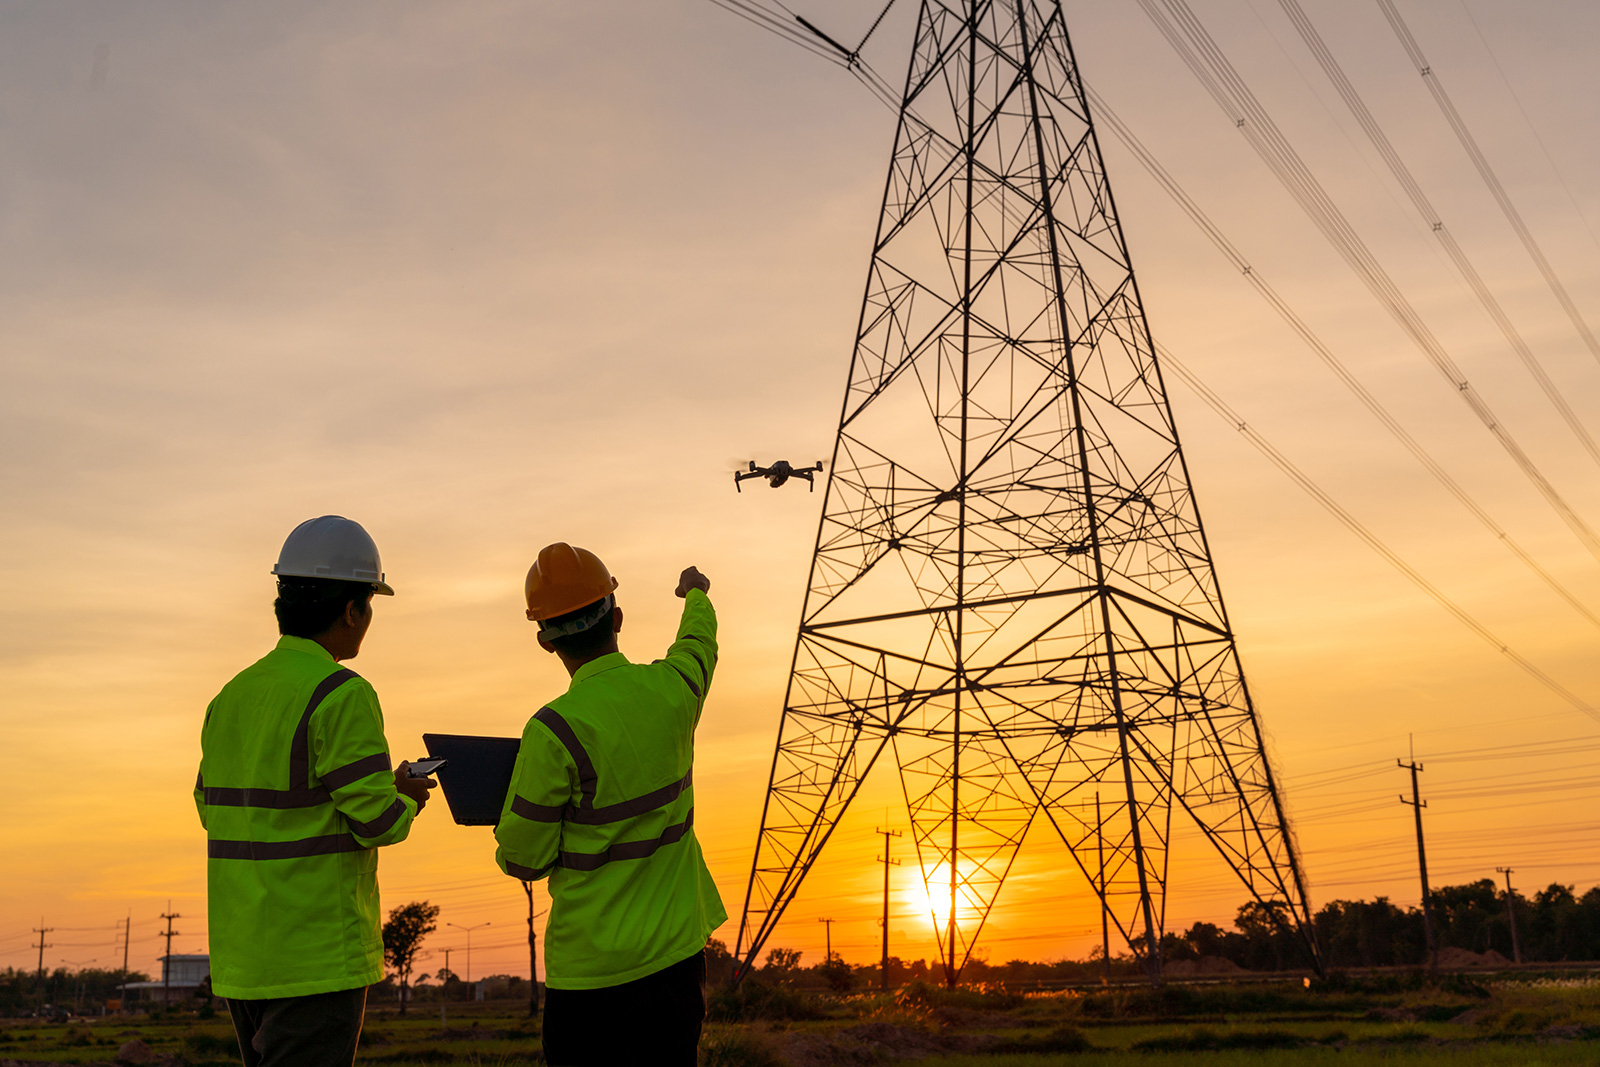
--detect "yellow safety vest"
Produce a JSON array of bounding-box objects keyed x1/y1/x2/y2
[
  {"x1": 195, "y1": 636, "x2": 417, "y2": 999},
  {"x1": 495, "y1": 589, "x2": 726, "y2": 989}
]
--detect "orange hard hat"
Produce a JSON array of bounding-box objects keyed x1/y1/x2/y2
[{"x1": 525, "y1": 543, "x2": 619, "y2": 622}]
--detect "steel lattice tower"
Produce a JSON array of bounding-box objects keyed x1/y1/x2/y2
[{"x1": 733, "y1": 0, "x2": 1319, "y2": 985}]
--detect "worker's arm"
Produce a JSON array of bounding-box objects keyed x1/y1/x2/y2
[
  {"x1": 660, "y1": 569, "x2": 718, "y2": 725},
  {"x1": 495, "y1": 719, "x2": 576, "y2": 881},
  {"x1": 193, "y1": 766, "x2": 207, "y2": 831},
  {"x1": 194, "y1": 701, "x2": 213, "y2": 830},
  {"x1": 313, "y1": 680, "x2": 420, "y2": 848}
]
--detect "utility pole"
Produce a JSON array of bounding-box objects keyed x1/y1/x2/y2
[
  {"x1": 441, "y1": 948, "x2": 452, "y2": 1026},
  {"x1": 1496, "y1": 867, "x2": 1523, "y2": 964},
  {"x1": 119, "y1": 914, "x2": 131, "y2": 1011},
  {"x1": 32, "y1": 920, "x2": 53, "y2": 1013},
  {"x1": 1096, "y1": 792, "x2": 1111, "y2": 983},
  {"x1": 160, "y1": 908, "x2": 182, "y2": 1006},
  {"x1": 1398, "y1": 757, "x2": 1436, "y2": 973},
  {"x1": 818, "y1": 917, "x2": 836, "y2": 964},
  {"x1": 876, "y1": 828, "x2": 901, "y2": 992},
  {"x1": 521, "y1": 882, "x2": 546, "y2": 1017}
]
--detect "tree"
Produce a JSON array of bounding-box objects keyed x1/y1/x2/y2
[
  {"x1": 704, "y1": 939, "x2": 737, "y2": 986},
  {"x1": 382, "y1": 901, "x2": 440, "y2": 1015},
  {"x1": 761, "y1": 947, "x2": 802, "y2": 984},
  {"x1": 818, "y1": 956, "x2": 855, "y2": 993}
]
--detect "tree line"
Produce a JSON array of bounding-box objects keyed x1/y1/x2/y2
[
  {"x1": 0, "y1": 967, "x2": 150, "y2": 1015},
  {"x1": 714, "y1": 878, "x2": 1600, "y2": 989}
]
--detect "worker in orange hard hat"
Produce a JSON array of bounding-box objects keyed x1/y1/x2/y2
[{"x1": 495, "y1": 542, "x2": 724, "y2": 1067}]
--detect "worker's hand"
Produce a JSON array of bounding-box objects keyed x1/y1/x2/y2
[
  {"x1": 675, "y1": 566, "x2": 710, "y2": 598},
  {"x1": 394, "y1": 762, "x2": 437, "y2": 812}
]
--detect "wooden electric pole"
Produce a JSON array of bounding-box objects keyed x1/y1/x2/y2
[
  {"x1": 1398, "y1": 758, "x2": 1436, "y2": 973},
  {"x1": 876, "y1": 827, "x2": 901, "y2": 992},
  {"x1": 31, "y1": 920, "x2": 53, "y2": 1013},
  {"x1": 119, "y1": 914, "x2": 131, "y2": 1011},
  {"x1": 1096, "y1": 792, "x2": 1111, "y2": 983},
  {"x1": 817, "y1": 917, "x2": 836, "y2": 963},
  {"x1": 1496, "y1": 867, "x2": 1522, "y2": 964},
  {"x1": 160, "y1": 909, "x2": 182, "y2": 1006}
]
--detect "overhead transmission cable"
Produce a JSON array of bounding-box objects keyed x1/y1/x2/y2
[
  {"x1": 706, "y1": 0, "x2": 851, "y2": 68},
  {"x1": 1376, "y1": 0, "x2": 1600, "y2": 372},
  {"x1": 1454, "y1": 0, "x2": 1600, "y2": 257},
  {"x1": 707, "y1": 0, "x2": 1599, "y2": 718},
  {"x1": 1088, "y1": 89, "x2": 1600, "y2": 634},
  {"x1": 1158, "y1": 341, "x2": 1599, "y2": 723},
  {"x1": 1135, "y1": 0, "x2": 1600, "y2": 565},
  {"x1": 1274, "y1": 0, "x2": 1600, "y2": 469}
]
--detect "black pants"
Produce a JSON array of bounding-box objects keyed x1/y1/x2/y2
[
  {"x1": 226, "y1": 986, "x2": 366, "y2": 1067},
  {"x1": 542, "y1": 951, "x2": 706, "y2": 1067}
]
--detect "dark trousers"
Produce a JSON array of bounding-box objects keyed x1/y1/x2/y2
[
  {"x1": 542, "y1": 951, "x2": 706, "y2": 1067},
  {"x1": 226, "y1": 986, "x2": 366, "y2": 1067}
]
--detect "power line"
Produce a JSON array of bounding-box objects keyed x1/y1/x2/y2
[
  {"x1": 1158, "y1": 341, "x2": 1598, "y2": 721},
  {"x1": 1135, "y1": 0, "x2": 1600, "y2": 565},
  {"x1": 1273, "y1": 0, "x2": 1600, "y2": 469},
  {"x1": 1453, "y1": 0, "x2": 1600, "y2": 257},
  {"x1": 1376, "y1": 0, "x2": 1600, "y2": 373}
]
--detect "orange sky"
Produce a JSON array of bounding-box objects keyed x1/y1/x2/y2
[{"x1": 4, "y1": 0, "x2": 1599, "y2": 981}]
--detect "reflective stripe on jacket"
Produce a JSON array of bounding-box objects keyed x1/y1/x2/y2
[
  {"x1": 196, "y1": 635, "x2": 417, "y2": 999},
  {"x1": 495, "y1": 588, "x2": 727, "y2": 989}
]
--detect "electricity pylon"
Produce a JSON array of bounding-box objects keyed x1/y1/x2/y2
[{"x1": 733, "y1": 0, "x2": 1319, "y2": 986}]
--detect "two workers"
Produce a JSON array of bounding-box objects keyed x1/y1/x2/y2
[{"x1": 196, "y1": 517, "x2": 723, "y2": 1067}]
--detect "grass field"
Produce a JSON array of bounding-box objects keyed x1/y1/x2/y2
[{"x1": 2, "y1": 973, "x2": 1597, "y2": 1065}]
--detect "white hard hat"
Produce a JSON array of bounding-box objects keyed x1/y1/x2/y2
[{"x1": 272, "y1": 515, "x2": 395, "y2": 595}]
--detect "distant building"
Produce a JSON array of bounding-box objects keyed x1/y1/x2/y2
[{"x1": 122, "y1": 954, "x2": 210, "y2": 1004}]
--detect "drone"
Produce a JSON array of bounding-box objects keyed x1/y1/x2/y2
[{"x1": 734, "y1": 460, "x2": 825, "y2": 493}]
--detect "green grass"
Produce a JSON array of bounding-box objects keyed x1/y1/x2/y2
[
  {"x1": 921, "y1": 1051, "x2": 1600, "y2": 1067},
  {"x1": 1, "y1": 977, "x2": 1596, "y2": 1065}
]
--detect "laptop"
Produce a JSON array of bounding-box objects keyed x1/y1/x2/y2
[{"x1": 421, "y1": 733, "x2": 522, "y2": 826}]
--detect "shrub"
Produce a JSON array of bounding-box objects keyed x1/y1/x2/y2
[
  {"x1": 992, "y1": 1024, "x2": 1093, "y2": 1053},
  {"x1": 185, "y1": 1031, "x2": 238, "y2": 1055},
  {"x1": 1133, "y1": 1026, "x2": 1305, "y2": 1051},
  {"x1": 706, "y1": 980, "x2": 820, "y2": 1022},
  {"x1": 699, "y1": 1029, "x2": 785, "y2": 1067}
]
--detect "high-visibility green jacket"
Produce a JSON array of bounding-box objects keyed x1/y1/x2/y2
[
  {"x1": 495, "y1": 589, "x2": 726, "y2": 989},
  {"x1": 195, "y1": 635, "x2": 417, "y2": 1000}
]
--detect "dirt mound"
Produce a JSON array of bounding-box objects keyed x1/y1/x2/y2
[
  {"x1": 1164, "y1": 955, "x2": 1248, "y2": 977},
  {"x1": 1437, "y1": 947, "x2": 1510, "y2": 969}
]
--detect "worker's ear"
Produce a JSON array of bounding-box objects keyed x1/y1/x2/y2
[{"x1": 611, "y1": 606, "x2": 624, "y2": 635}]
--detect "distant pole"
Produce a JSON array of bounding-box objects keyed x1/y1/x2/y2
[
  {"x1": 32, "y1": 920, "x2": 54, "y2": 1012},
  {"x1": 447, "y1": 921, "x2": 490, "y2": 988},
  {"x1": 1397, "y1": 758, "x2": 1436, "y2": 973},
  {"x1": 1496, "y1": 867, "x2": 1523, "y2": 964},
  {"x1": 1096, "y1": 792, "x2": 1110, "y2": 983},
  {"x1": 441, "y1": 948, "x2": 451, "y2": 1026},
  {"x1": 160, "y1": 909, "x2": 182, "y2": 1006},
  {"x1": 521, "y1": 882, "x2": 545, "y2": 1017},
  {"x1": 876, "y1": 828, "x2": 902, "y2": 993},
  {"x1": 119, "y1": 914, "x2": 131, "y2": 1011},
  {"x1": 818, "y1": 917, "x2": 836, "y2": 963}
]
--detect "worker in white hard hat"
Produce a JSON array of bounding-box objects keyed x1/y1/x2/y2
[{"x1": 194, "y1": 515, "x2": 436, "y2": 1067}]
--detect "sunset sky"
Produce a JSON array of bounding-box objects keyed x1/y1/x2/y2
[{"x1": 3, "y1": 0, "x2": 1598, "y2": 983}]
